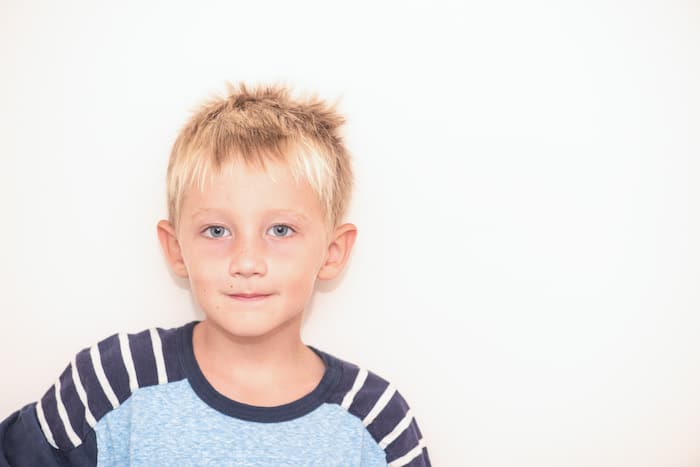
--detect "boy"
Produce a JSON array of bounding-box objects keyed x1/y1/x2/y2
[{"x1": 0, "y1": 82, "x2": 431, "y2": 466}]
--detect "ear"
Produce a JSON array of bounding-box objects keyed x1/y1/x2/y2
[
  {"x1": 157, "y1": 220, "x2": 189, "y2": 278},
  {"x1": 317, "y1": 223, "x2": 358, "y2": 281}
]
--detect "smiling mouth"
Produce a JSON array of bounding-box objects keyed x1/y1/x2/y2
[{"x1": 227, "y1": 293, "x2": 271, "y2": 301}]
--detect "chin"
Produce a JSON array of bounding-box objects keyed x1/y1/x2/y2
[{"x1": 205, "y1": 310, "x2": 298, "y2": 340}]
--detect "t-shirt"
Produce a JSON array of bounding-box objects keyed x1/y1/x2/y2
[{"x1": 0, "y1": 321, "x2": 431, "y2": 466}]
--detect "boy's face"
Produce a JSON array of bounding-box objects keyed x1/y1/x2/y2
[{"x1": 157, "y1": 158, "x2": 356, "y2": 341}]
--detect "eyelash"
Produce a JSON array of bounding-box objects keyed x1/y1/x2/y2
[{"x1": 201, "y1": 224, "x2": 296, "y2": 239}]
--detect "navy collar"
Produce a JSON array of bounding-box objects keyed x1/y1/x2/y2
[{"x1": 177, "y1": 320, "x2": 341, "y2": 423}]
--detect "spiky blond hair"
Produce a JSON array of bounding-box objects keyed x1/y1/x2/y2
[{"x1": 165, "y1": 81, "x2": 354, "y2": 237}]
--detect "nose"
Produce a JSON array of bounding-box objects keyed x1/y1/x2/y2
[{"x1": 228, "y1": 233, "x2": 268, "y2": 278}]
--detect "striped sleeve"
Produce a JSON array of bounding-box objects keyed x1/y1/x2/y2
[
  {"x1": 0, "y1": 326, "x2": 183, "y2": 466},
  {"x1": 335, "y1": 365, "x2": 432, "y2": 466}
]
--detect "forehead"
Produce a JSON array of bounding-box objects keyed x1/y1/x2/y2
[{"x1": 181, "y1": 160, "x2": 322, "y2": 220}]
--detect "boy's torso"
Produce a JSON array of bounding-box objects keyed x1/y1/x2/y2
[
  {"x1": 14, "y1": 321, "x2": 430, "y2": 466},
  {"x1": 95, "y1": 378, "x2": 378, "y2": 466}
]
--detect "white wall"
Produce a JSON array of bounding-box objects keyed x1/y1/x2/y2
[{"x1": 1, "y1": 1, "x2": 698, "y2": 465}]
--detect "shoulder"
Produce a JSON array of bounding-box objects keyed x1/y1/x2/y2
[
  {"x1": 34, "y1": 322, "x2": 189, "y2": 451},
  {"x1": 318, "y1": 348, "x2": 432, "y2": 466}
]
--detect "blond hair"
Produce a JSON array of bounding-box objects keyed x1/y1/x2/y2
[{"x1": 166, "y1": 81, "x2": 354, "y2": 236}]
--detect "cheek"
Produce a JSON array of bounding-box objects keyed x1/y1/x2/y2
[
  {"x1": 183, "y1": 249, "x2": 226, "y2": 291},
  {"x1": 270, "y1": 252, "x2": 318, "y2": 291},
  {"x1": 275, "y1": 241, "x2": 320, "y2": 269}
]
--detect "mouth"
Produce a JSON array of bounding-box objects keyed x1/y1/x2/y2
[{"x1": 227, "y1": 293, "x2": 272, "y2": 302}]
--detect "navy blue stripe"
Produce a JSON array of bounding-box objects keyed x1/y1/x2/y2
[
  {"x1": 75, "y1": 347, "x2": 111, "y2": 421},
  {"x1": 58, "y1": 364, "x2": 86, "y2": 441},
  {"x1": 39, "y1": 386, "x2": 71, "y2": 450},
  {"x1": 327, "y1": 362, "x2": 360, "y2": 406},
  {"x1": 384, "y1": 417, "x2": 424, "y2": 463},
  {"x1": 347, "y1": 371, "x2": 389, "y2": 420},
  {"x1": 57, "y1": 428, "x2": 98, "y2": 466},
  {"x1": 97, "y1": 335, "x2": 131, "y2": 404},
  {"x1": 128, "y1": 329, "x2": 158, "y2": 387},
  {"x1": 367, "y1": 390, "x2": 408, "y2": 441},
  {"x1": 159, "y1": 326, "x2": 184, "y2": 382},
  {"x1": 403, "y1": 448, "x2": 431, "y2": 467},
  {"x1": 413, "y1": 415, "x2": 424, "y2": 440}
]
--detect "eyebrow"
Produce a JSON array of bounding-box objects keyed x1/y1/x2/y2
[{"x1": 191, "y1": 208, "x2": 311, "y2": 223}]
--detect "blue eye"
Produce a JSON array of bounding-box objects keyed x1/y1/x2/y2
[
  {"x1": 202, "y1": 225, "x2": 295, "y2": 239},
  {"x1": 268, "y1": 225, "x2": 295, "y2": 237},
  {"x1": 203, "y1": 226, "x2": 230, "y2": 238}
]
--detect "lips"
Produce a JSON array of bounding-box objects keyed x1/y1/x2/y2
[{"x1": 228, "y1": 293, "x2": 271, "y2": 302}]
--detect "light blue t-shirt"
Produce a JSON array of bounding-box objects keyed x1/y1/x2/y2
[{"x1": 0, "y1": 321, "x2": 431, "y2": 466}]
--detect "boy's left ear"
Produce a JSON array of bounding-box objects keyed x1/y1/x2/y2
[{"x1": 317, "y1": 223, "x2": 358, "y2": 281}]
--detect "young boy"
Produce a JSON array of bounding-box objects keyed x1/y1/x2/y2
[{"x1": 0, "y1": 82, "x2": 431, "y2": 466}]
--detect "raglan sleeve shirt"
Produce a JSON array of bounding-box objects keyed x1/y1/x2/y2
[{"x1": 0, "y1": 321, "x2": 432, "y2": 466}]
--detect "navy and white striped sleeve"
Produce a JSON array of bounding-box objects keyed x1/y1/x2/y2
[
  {"x1": 0, "y1": 348, "x2": 102, "y2": 467},
  {"x1": 0, "y1": 327, "x2": 181, "y2": 467},
  {"x1": 368, "y1": 388, "x2": 430, "y2": 467},
  {"x1": 333, "y1": 365, "x2": 432, "y2": 466}
]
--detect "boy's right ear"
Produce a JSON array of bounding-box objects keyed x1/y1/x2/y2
[{"x1": 156, "y1": 220, "x2": 189, "y2": 278}]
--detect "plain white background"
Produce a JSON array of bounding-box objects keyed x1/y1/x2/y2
[{"x1": 1, "y1": 1, "x2": 698, "y2": 465}]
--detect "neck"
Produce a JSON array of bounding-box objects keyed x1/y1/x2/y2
[{"x1": 192, "y1": 316, "x2": 319, "y2": 384}]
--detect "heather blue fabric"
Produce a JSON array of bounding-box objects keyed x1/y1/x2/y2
[{"x1": 94, "y1": 379, "x2": 387, "y2": 466}]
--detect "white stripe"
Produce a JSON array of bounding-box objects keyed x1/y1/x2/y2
[
  {"x1": 35, "y1": 398, "x2": 58, "y2": 449},
  {"x1": 118, "y1": 333, "x2": 139, "y2": 392},
  {"x1": 149, "y1": 328, "x2": 168, "y2": 384},
  {"x1": 340, "y1": 367, "x2": 368, "y2": 410},
  {"x1": 362, "y1": 382, "x2": 396, "y2": 427},
  {"x1": 89, "y1": 344, "x2": 119, "y2": 408},
  {"x1": 379, "y1": 408, "x2": 414, "y2": 449},
  {"x1": 388, "y1": 437, "x2": 427, "y2": 467},
  {"x1": 71, "y1": 356, "x2": 97, "y2": 428},
  {"x1": 54, "y1": 378, "x2": 81, "y2": 447}
]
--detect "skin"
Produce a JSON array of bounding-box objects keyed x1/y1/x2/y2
[{"x1": 157, "y1": 158, "x2": 357, "y2": 406}]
